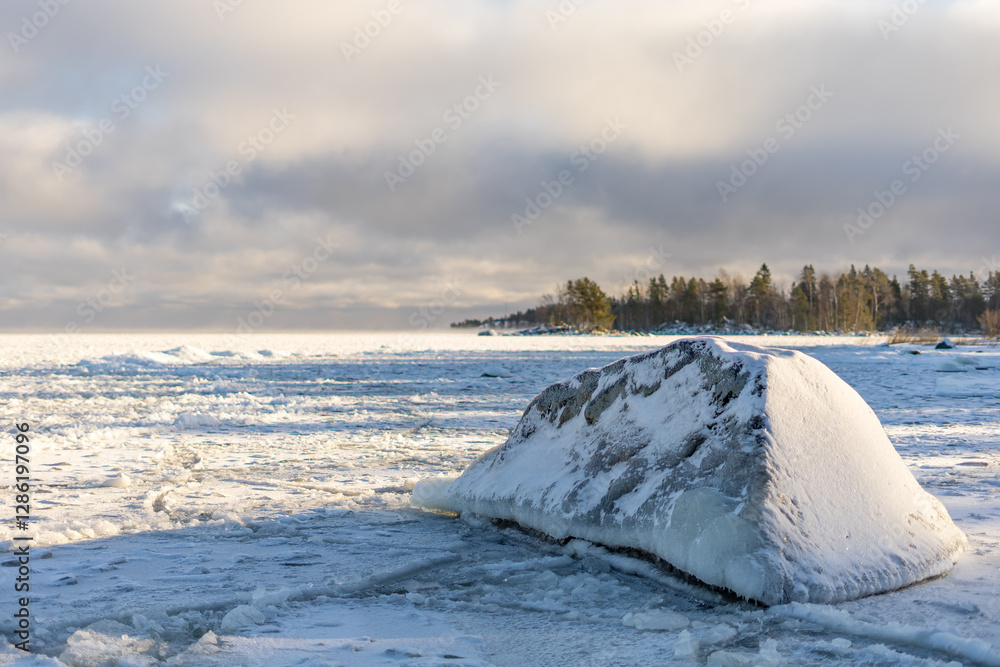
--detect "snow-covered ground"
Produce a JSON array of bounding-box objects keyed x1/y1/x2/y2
[{"x1": 1, "y1": 332, "x2": 998, "y2": 666}]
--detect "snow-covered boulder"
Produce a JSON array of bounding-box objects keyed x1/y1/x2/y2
[
  {"x1": 412, "y1": 337, "x2": 967, "y2": 605},
  {"x1": 936, "y1": 338, "x2": 956, "y2": 349}
]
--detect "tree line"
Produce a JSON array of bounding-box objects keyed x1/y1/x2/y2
[{"x1": 452, "y1": 265, "x2": 1000, "y2": 335}]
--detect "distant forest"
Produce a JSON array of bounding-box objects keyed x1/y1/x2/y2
[{"x1": 452, "y1": 265, "x2": 1000, "y2": 335}]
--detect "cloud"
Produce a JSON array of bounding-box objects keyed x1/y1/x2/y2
[{"x1": 1, "y1": 0, "x2": 998, "y2": 330}]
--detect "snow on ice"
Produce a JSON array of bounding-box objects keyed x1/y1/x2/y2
[
  {"x1": 414, "y1": 337, "x2": 968, "y2": 605},
  {"x1": 1, "y1": 332, "x2": 999, "y2": 665}
]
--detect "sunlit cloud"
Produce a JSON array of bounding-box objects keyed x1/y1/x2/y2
[{"x1": 1, "y1": 0, "x2": 998, "y2": 329}]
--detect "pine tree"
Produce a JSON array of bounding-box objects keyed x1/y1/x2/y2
[
  {"x1": 985, "y1": 272, "x2": 1000, "y2": 310},
  {"x1": 791, "y1": 283, "x2": 811, "y2": 331},
  {"x1": 748, "y1": 264, "x2": 772, "y2": 324},
  {"x1": 708, "y1": 278, "x2": 727, "y2": 322},
  {"x1": 560, "y1": 278, "x2": 614, "y2": 330},
  {"x1": 929, "y1": 271, "x2": 949, "y2": 323},
  {"x1": 905, "y1": 265, "x2": 930, "y2": 323}
]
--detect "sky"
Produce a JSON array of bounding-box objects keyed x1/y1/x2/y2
[{"x1": 1, "y1": 0, "x2": 998, "y2": 331}]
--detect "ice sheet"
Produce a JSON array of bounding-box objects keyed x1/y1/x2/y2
[{"x1": 0, "y1": 333, "x2": 997, "y2": 666}]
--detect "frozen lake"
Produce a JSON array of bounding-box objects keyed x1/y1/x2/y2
[{"x1": 1, "y1": 332, "x2": 999, "y2": 666}]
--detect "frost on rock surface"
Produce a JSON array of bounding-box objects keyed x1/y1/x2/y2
[{"x1": 412, "y1": 337, "x2": 968, "y2": 605}]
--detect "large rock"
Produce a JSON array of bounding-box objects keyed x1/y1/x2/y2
[
  {"x1": 936, "y1": 337, "x2": 956, "y2": 349},
  {"x1": 412, "y1": 337, "x2": 967, "y2": 605}
]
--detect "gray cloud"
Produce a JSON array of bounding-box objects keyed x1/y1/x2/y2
[{"x1": 1, "y1": 0, "x2": 999, "y2": 331}]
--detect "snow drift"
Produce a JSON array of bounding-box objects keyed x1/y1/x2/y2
[{"x1": 412, "y1": 337, "x2": 967, "y2": 605}]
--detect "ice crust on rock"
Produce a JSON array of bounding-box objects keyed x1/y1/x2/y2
[{"x1": 413, "y1": 337, "x2": 968, "y2": 605}]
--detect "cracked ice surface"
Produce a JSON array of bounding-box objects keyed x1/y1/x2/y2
[{"x1": 0, "y1": 332, "x2": 998, "y2": 666}]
